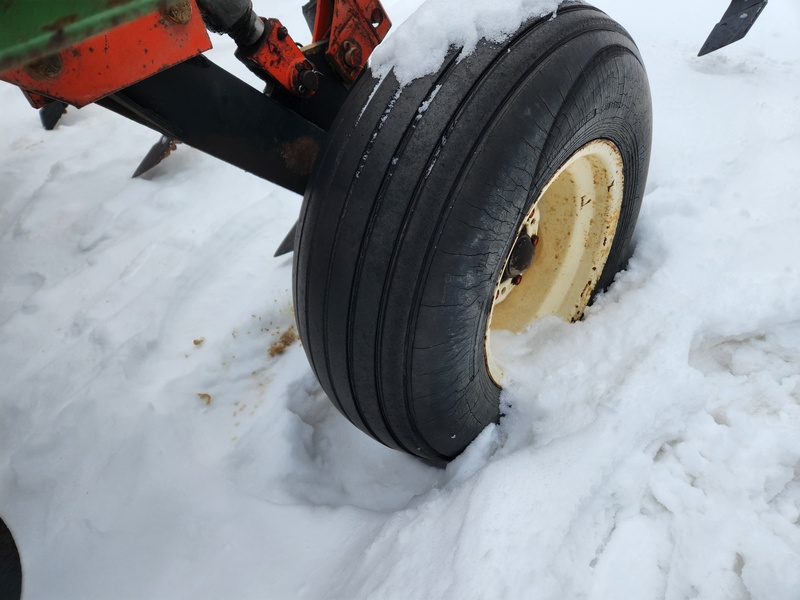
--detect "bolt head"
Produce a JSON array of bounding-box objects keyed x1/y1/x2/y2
[
  {"x1": 297, "y1": 69, "x2": 319, "y2": 96},
  {"x1": 342, "y1": 40, "x2": 363, "y2": 69}
]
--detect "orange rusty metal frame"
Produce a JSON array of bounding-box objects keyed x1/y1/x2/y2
[
  {"x1": 314, "y1": 0, "x2": 391, "y2": 83},
  {"x1": 236, "y1": 0, "x2": 391, "y2": 97},
  {"x1": 0, "y1": 0, "x2": 211, "y2": 108},
  {"x1": 237, "y1": 18, "x2": 317, "y2": 97},
  {"x1": 311, "y1": 1, "x2": 335, "y2": 42}
]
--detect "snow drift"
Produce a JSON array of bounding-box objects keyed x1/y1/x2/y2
[{"x1": 1, "y1": 0, "x2": 799, "y2": 598}]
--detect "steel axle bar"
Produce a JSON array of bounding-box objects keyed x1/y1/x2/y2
[{"x1": 98, "y1": 54, "x2": 325, "y2": 195}]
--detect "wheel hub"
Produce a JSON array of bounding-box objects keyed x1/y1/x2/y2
[
  {"x1": 494, "y1": 205, "x2": 541, "y2": 304},
  {"x1": 486, "y1": 139, "x2": 625, "y2": 384},
  {"x1": 504, "y1": 234, "x2": 536, "y2": 279}
]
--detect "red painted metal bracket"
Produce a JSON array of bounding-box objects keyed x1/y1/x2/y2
[
  {"x1": 312, "y1": 0, "x2": 391, "y2": 83},
  {"x1": 237, "y1": 18, "x2": 319, "y2": 97},
  {"x1": 0, "y1": 0, "x2": 211, "y2": 108},
  {"x1": 237, "y1": 0, "x2": 391, "y2": 97}
]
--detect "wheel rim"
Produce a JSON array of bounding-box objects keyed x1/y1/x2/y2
[{"x1": 486, "y1": 139, "x2": 625, "y2": 383}]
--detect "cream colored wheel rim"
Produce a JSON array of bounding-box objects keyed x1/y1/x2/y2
[{"x1": 486, "y1": 139, "x2": 625, "y2": 383}]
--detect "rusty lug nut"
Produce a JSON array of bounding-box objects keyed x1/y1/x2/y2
[
  {"x1": 296, "y1": 69, "x2": 320, "y2": 96},
  {"x1": 370, "y1": 8, "x2": 384, "y2": 26},
  {"x1": 342, "y1": 40, "x2": 363, "y2": 69},
  {"x1": 277, "y1": 26, "x2": 289, "y2": 41},
  {"x1": 165, "y1": 0, "x2": 192, "y2": 25},
  {"x1": 26, "y1": 53, "x2": 63, "y2": 80}
]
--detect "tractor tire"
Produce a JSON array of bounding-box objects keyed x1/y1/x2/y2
[
  {"x1": 293, "y1": 2, "x2": 652, "y2": 465},
  {"x1": 0, "y1": 516, "x2": 22, "y2": 600}
]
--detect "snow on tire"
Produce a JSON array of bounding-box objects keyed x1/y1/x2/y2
[{"x1": 293, "y1": 2, "x2": 653, "y2": 465}]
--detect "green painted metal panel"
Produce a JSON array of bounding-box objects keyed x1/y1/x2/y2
[{"x1": 0, "y1": 0, "x2": 179, "y2": 72}]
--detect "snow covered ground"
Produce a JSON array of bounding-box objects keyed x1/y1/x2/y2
[{"x1": 1, "y1": 0, "x2": 799, "y2": 598}]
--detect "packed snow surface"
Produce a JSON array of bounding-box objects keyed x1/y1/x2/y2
[{"x1": 2, "y1": 0, "x2": 800, "y2": 598}]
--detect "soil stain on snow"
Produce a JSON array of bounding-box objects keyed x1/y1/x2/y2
[{"x1": 268, "y1": 325, "x2": 298, "y2": 357}]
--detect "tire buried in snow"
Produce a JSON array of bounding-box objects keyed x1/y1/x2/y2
[{"x1": 294, "y1": 2, "x2": 652, "y2": 465}]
